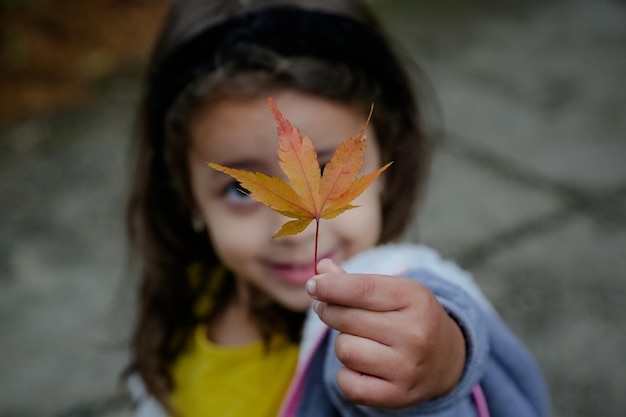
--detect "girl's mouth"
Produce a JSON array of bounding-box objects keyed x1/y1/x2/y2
[
  {"x1": 268, "y1": 250, "x2": 338, "y2": 285},
  {"x1": 269, "y1": 262, "x2": 317, "y2": 285}
]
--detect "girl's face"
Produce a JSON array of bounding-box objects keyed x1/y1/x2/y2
[{"x1": 187, "y1": 91, "x2": 383, "y2": 311}]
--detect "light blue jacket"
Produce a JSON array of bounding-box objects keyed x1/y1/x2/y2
[{"x1": 129, "y1": 244, "x2": 550, "y2": 417}]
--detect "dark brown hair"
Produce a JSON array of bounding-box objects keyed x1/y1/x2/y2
[{"x1": 126, "y1": 0, "x2": 433, "y2": 409}]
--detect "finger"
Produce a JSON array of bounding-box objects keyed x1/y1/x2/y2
[
  {"x1": 314, "y1": 301, "x2": 397, "y2": 344},
  {"x1": 317, "y1": 258, "x2": 344, "y2": 274},
  {"x1": 336, "y1": 367, "x2": 408, "y2": 409},
  {"x1": 333, "y1": 332, "x2": 400, "y2": 379},
  {"x1": 308, "y1": 272, "x2": 417, "y2": 311}
]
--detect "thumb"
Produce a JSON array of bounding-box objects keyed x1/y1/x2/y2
[{"x1": 316, "y1": 258, "x2": 345, "y2": 274}]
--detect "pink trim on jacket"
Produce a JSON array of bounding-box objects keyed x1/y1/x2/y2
[
  {"x1": 278, "y1": 318, "x2": 330, "y2": 417},
  {"x1": 472, "y1": 385, "x2": 490, "y2": 417}
]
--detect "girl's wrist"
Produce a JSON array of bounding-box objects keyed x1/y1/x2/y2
[{"x1": 433, "y1": 312, "x2": 467, "y2": 399}]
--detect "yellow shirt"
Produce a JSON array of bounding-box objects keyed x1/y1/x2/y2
[{"x1": 170, "y1": 326, "x2": 299, "y2": 417}]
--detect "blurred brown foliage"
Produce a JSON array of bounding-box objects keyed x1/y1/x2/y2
[{"x1": 0, "y1": 0, "x2": 170, "y2": 125}]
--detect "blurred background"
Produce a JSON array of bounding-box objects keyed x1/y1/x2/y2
[{"x1": 1, "y1": 0, "x2": 625, "y2": 416}]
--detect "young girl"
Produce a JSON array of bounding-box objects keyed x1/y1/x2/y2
[{"x1": 125, "y1": 0, "x2": 550, "y2": 416}]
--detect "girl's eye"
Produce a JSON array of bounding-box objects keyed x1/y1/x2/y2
[{"x1": 224, "y1": 181, "x2": 254, "y2": 204}]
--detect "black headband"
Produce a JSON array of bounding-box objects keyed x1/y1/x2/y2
[{"x1": 147, "y1": 6, "x2": 411, "y2": 146}]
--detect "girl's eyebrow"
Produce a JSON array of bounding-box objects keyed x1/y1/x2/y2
[
  {"x1": 207, "y1": 161, "x2": 271, "y2": 181},
  {"x1": 190, "y1": 148, "x2": 266, "y2": 172},
  {"x1": 215, "y1": 159, "x2": 265, "y2": 171},
  {"x1": 205, "y1": 147, "x2": 336, "y2": 176}
]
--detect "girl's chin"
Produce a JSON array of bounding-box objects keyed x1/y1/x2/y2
[{"x1": 284, "y1": 298, "x2": 314, "y2": 313}]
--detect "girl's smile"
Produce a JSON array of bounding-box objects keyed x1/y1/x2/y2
[
  {"x1": 267, "y1": 259, "x2": 320, "y2": 286},
  {"x1": 187, "y1": 90, "x2": 383, "y2": 311},
  {"x1": 266, "y1": 248, "x2": 340, "y2": 286}
]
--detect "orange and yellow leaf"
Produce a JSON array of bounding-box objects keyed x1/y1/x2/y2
[{"x1": 207, "y1": 97, "x2": 391, "y2": 238}]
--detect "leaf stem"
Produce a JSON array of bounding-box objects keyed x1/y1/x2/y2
[{"x1": 314, "y1": 218, "x2": 320, "y2": 275}]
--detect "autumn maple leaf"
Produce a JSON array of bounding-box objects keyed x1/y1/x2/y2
[{"x1": 207, "y1": 97, "x2": 391, "y2": 270}]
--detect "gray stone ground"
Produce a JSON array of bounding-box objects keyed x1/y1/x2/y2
[{"x1": 1, "y1": 0, "x2": 625, "y2": 416}]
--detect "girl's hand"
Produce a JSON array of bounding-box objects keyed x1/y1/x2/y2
[{"x1": 306, "y1": 258, "x2": 466, "y2": 409}]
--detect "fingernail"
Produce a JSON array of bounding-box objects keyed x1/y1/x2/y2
[
  {"x1": 311, "y1": 300, "x2": 320, "y2": 314},
  {"x1": 306, "y1": 278, "x2": 316, "y2": 295}
]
